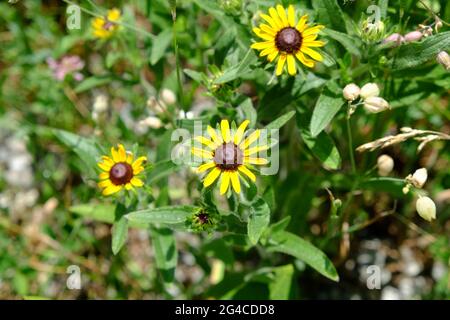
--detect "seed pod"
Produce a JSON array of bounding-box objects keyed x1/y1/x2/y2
[
  {"x1": 416, "y1": 196, "x2": 436, "y2": 222},
  {"x1": 377, "y1": 154, "x2": 394, "y2": 176},
  {"x1": 436, "y1": 51, "x2": 450, "y2": 71},
  {"x1": 404, "y1": 31, "x2": 423, "y2": 42},
  {"x1": 411, "y1": 168, "x2": 428, "y2": 188},
  {"x1": 343, "y1": 83, "x2": 361, "y2": 101},
  {"x1": 363, "y1": 96, "x2": 390, "y2": 113},
  {"x1": 360, "y1": 83, "x2": 380, "y2": 99}
]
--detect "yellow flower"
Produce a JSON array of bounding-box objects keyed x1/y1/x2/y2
[
  {"x1": 91, "y1": 8, "x2": 121, "y2": 39},
  {"x1": 97, "y1": 144, "x2": 147, "y2": 196},
  {"x1": 251, "y1": 4, "x2": 325, "y2": 76},
  {"x1": 192, "y1": 120, "x2": 269, "y2": 195}
]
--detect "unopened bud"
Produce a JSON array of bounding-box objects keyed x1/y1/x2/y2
[
  {"x1": 360, "y1": 83, "x2": 380, "y2": 99},
  {"x1": 361, "y1": 19, "x2": 385, "y2": 42},
  {"x1": 436, "y1": 51, "x2": 450, "y2": 71},
  {"x1": 363, "y1": 96, "x2": 390, "y2": 113},
  {"x1": 377, "y1": 154, "x2": 394, "y2": 176},
  {"x1": 160, "y1": 88, "x2": 177, "y2": 105},
  {"x1": 410, "y1": 168, "x2": 428, "y2": 188},
  {"x1": 140, "y1": 116, "x2": 162, "y2": 129},
  {"x1": 404, "y1": 31, "x2": 423, "y2": 42},
  {"x1": 383, "y1": 33, "x2": 404, "y2": 46},
  {"x1": 416, "y1": 196, "x2": 436, "y2": 222},
  {"x1": 343, "y1": 83, "x2": 361, "y2": 101}
]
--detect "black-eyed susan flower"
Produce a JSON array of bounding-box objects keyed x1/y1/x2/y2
[
  {"x1": 251, "y1": 4, "x2": 325, "y2": 76},
  {"x1": 91, "y1": 8, "x2": 121, "y2": 39},
  {"x1": 97, "y1": 144, "x2": 147, "y2": 196},
  {"x1": 192, "y1": 120, "x2": 269, "y2": 195}
]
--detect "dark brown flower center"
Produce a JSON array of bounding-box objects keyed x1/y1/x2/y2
[
  {"x1": 213, "y1": 142, "x2": 243, "y2": 170},
  {"x1": 275, "y1": 27, "x2": 302, "y2": 53},
  {"x1": 197, "y1": 213, "x2": 209, "y2": 225},
  {"x1": 109, "y1": 162, "x2": 133, "y2": 185}
]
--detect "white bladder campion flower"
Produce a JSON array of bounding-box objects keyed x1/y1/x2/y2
[
  {"x1": 409, "y1": 168, "x2": 428, "y2": 188},
  {"x1": 416, "y1": 196, "x2": 436, "y2": 222},
  {"x1": 360, "y1": 83, "x2": 380, "y2": 99},
  {"x1": 343, "y1": 83, "x2": 361, "y2": 101},
  {"x1": 377, "y1": 154, "x2": 394, "y2": 176},
  {"x1": 363, "y1": 96, "x2": 390, "y2": 113},
  {"x1": 160, "y1": 88, "x2": 177, "y2": 105},
  {"x1": 436, "y1": 51, "x2": 450, "y2": 71},
  {"x1": 404, "y1": 30, "x2": 423, "y2": 42}
]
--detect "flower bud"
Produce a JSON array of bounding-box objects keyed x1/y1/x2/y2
[
  {"x1": 410, "y1": 168, "x2": 427, "y2": 188},
  {"x1": 141, "y1": 116, "x2": 163, "y2": 129},
  {"x1": 404, "y1": 31, "x2": 423, "y2": 42},
  {"x1": 343, "y1": 83, "x2": 361, "y2": 101},
  {"x1": 377, "y1": 154, "x2": 394, "y2": 176},
  {"x1": 416, "y1": 196, "x2": 436, "y2": 222},
  {"x1": 435, "y1": 18, "x2": 443, "y2": 32},
  {"x1": 436, "y1": 51, "x2": 450, "y2": 71},
  {"x1": 160, "y1": 88, "x2": 176, "y2": 105},
  {"x1": 361, "y1": 19, "x2": 385, "y2": 42},
  {"x1": 363, "y1": 96, "x2": 390, "y2": 113},
  {"x1": 360, "y1": 83, "x2": 380, "y2": 99},
  {"x1": 383, "y1": 33, "x2": 404, "y2": 46}
]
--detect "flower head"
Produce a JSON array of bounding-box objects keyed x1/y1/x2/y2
[
  {"x1": 91, "y1": 8, "x2": 121, "y2": 39},
  {"x1": 416, "y1": 196, "x2": 436, "y2": 222},
  {"x1": 97, "y1": 144, "x2": 147, "y2": 196},
  {"x1": 192, "y1": 120, "x2": 269, "y2": 195},
  {"x1": 251, "y1": 5, "x2": 325, "y2": 76},
  {"x1": 46, "y1": 55, "x2": 84, "y2": 81}
]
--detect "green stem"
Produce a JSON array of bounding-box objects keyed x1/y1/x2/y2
[
  {"x1": 346, "y1": 111, "x2": 356, "y2": 175},
  {"x1": 171, "y1": 4, "x2": 185, "y2": 111}
]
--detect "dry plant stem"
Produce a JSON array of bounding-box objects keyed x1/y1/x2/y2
[{"x1": 63, "y1": 86, "x2": 89, "y2": 118}]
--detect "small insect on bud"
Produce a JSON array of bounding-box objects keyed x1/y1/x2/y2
[
  {"x1": 383, "y1": 33, "x2": 404, "y2": 46},
  {"x1": 410, "y1": 168, "x2": 428, "y2": 188},
  {"x1": 160, "y1": 88, "x2": 177, "y2": 105},
  {"x1": 363, "y1": 96, "x2": 390, "y2": 113},
  {"x1": 404, "y1": 31, "x2": 423, "y2": 43},
  {"x1": 343, "y1": 83, "x2": 361, "y2": 101},
  {"x1": 436, "y1": 51, "x2": 450, "y2": 71},
  {"x1": 360, "y1": 83, "x2": 380, "y2": 100},
  {"x1": 377, "y1": 154, "x2": 394, "y2": 176},
  {"x1": 416, "y1": 196, "x2": 436, "y2": 222}
]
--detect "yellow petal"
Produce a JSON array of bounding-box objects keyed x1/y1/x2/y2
[
  {"x1": 260, "y1": 24, "x2": 276, "y2": 35},
  {"x1": 132, "y1": 156, "x2": 147, "y2": 170},
  {"x1": 197, "y1": 162, "x2": 216, "y2": 173},
  {"x1": 203, "y1": 167, "x2": 221, "y2": 187},
  {"x1": 296, "y1": 15, "x2": 308, "y2": 32},
  {"x1": 220, "y1": 119, "x2": 231, "y2": 143},
  {"x1": 287, "y1": 54, "x2": 297, "y2": 75},
  {"x1": 238, "y1": 165, "x2": 256, "y2": 182},
  {"x1": 303, "y1": 34, "x2": 319, "y2": 42},
  {"x1": 117, "y1": 144, "x2": 127, "y2": 162},
  {"x1": 133, "y1": 166, "x2": 144, "y2": 175},
  {"x1": 295, "y1": 51, "x2": 315, "y2": 68},
  {"x1": 260, "y1": 46, "x2": 277, "y2": 57},
  {"x1": 220, "y1": 171, "x2": 231, "y2": 195},
  {"x1": 107, "y1": 8, "x2": 121, "y2": 22},
  {"x1": 98, "y1": 161, "x2": 112, "y2": 171},
  {"x1": 253, "y1": 27, "x2": 274, "y2": 41},
  {"x1": 98, "y1": 179, "x2": 112, "y2": 188},
  {"x1": 250, "y1": 41, "x2": 274, "y2": 50},
  {"x1": 268, "y1": 50, "x2": 279, "y2": 62},
  {"x1": 207, "y1": 125, "x2": 223, "y2": 145},
  {"x1": 230, "y1": 172, "x2": 241, "y2": 193},
  {"x1": 260, "y1": 13, "x2": 279, "y2": 30},
  {"x1": 244, "y1": 145, "x2": 269, "y2": 156},
  {"x1": 101, "y1": 156, "x2": 114, "y2": 167},
  {"x1": 99, "y1": 172, "x2": 109, "y2": 180},
  {"x1": 195, "y1": 136, "x2": 216, "y2": 149},
  {"x1": 302, "y1": 25, "x2": 324, "y2": 37},
  {"x1": 102, "y1": 185, "x2": 122, "y2": 196},
  {"x1": 303, "y1": 40, "x2": 325, "y2": 47},
  {"x1": 287, "y1": 5, "x2": 296, "y2": 27},
  {"x1": 276, "y1": 54, "x2": 287, "y2": 76},
  {"x1": 234, "y1": 120, "x2": 250, "y2": 145},
  {"x1": 268, "y1": 7, "x2": 283, "y2": 29},
  {"x1": 192, "y1": 147, "x2": 213, "y2": 160},
  {"x1": 126, "y1": 152, "x2": 134, "y2": 164},
  {"x1": 111, "y1": 146, "x2": 120, "y2": 162},
  {"x1": 276, "y1": 5, "x2": 289, "y2": 27},
  {"x1": 130, "y1": 177, "x2": 144, "y2": 187},
  {"x1": 301, "y1": 47, "x2": 323, "y2": 62},
  {"x1": 125, "y1": 183, "x2": 133, "y2": 190},
  {"x1": 244, "y1": 157, "x2": 269, "y2": 165},
  {"x1": 240, "y1": 129, "x2": 261, "y2": 150}
]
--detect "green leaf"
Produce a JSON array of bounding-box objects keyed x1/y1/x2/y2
[
  {"x1": 151, "y1": 227, "x2": 177, "y2": 283},
  {"x1": 70, "y1": 204, "x2": 115, "y2": 224},
  {"x1": 312, "y1": 0, "x2": 346, "y2": 33},
  {"x1": 269, "y1": 264, "x2": 294, "y2": 300},
  {"x1": 126, "y1": 205, "x2": 199, "y2": 225},
  {"x1": 323, "y1": 29, "x2": 362, "y2": 57},
  {"x1": 150, "y1": 29, "x2": 172, "y2": 65},
  {"x1": 111, "y1": 216, "x2": 128, "y2": 255},
  {"x1": 213, "y1": 50, "x2": 257, "y2": 84},
  {"x1": 265, "y1": 110, "x2": 296, "y2": 130},
  {"x1": 247, "y1": 197, "x2": 271, "y2": 245},
  {"x1": 310, "y1": 86, "x2": 345, "y2": 137},
  {"x1": 393, "y1": 32, "x2": 450, "y2": 71},
  {"x1": 51, "y1": 129, "x2": 100, "y2": 177},
  {"x1": 74, "y1": 76, "x2": 112, "y2": 93},
  {"x1": 268, "y1": 231, "x2": 339, "y2": 282},
  {"x1": 238, "y1": 98, "x2": 257, "y2": 128},
  {"x1": 147, "y1": 160, "x2": 182, "y2": 184}
]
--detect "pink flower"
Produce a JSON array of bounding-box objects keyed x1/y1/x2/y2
[
  {"x1": 383, "y1": 33, "x2": 404, "y2": 46},
  {"x1": 46, "y1": 55, "x2": 85, "y2": 81}
]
